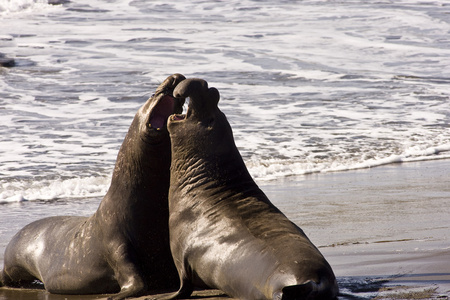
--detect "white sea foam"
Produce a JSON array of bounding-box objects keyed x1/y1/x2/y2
[
  {"x1": 0, "y1": 175, "x2": 110, "y2": 204},
  {"x1": 0, "y1": 0, "x2": 59, "y2": 15},
  {"x1": 246, "y1": 149, "x2": 450, "y2": 181},
  {"x1": 1, "y1": 0, "x2": 449, "y2": 201}
]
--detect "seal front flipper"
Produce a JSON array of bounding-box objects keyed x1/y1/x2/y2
[
  {"x1": 107, "y1": 283, "x2": 146, "y2": 300},
  {"x1": 145, "y1": 279, "x2": 193, "y2": 300},
  {"x1": 103, "y1": 240, "x2": 148, "y2": 300}
]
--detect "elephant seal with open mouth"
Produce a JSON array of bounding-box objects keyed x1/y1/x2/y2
[
  {"x1": 1, "y1": 74, "x2": 186, "y2": 300},
  {"x1": 166, "y1": 78, "x2": 339, "y2": 300}
]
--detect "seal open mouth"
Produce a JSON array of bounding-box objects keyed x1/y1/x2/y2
[
  {"x1": 171, "y1": 113, "x2": 186, "y2": 122},
  {"x1": 169, "y1": 98, "x2": 189, "y2": 123},
  {"x1": 144, "y1": 73, "x2": 186, "y2": 132},
  {"x1": 168, "y1": 78, "x2": 220, "y2": 125},
  {"x1": 149, "y1": 95, "x2": 178, "y2": 130}
]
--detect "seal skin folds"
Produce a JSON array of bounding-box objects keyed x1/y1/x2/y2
[
  {"x1": 167, "y1": 78, "x2": 339, "y2": 300},
  {"x1": 0, "y1": 74, "x2": 186, "y2": 299}
]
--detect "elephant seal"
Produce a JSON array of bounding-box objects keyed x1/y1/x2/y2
[
  {"x1": 166, "y1": 78, "x2": 339, "y2": 300},
  {"x1": 0, "y1": 74, "x2": 186, "y2": 299}
]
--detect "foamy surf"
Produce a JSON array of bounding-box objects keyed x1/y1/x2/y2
[
  {"x1": 1, "y1": 0, "x2": 449, "y2": 195},
  {"x1": 0, "y1": 176, "x2": 110, "y2": 204},
  {"x1": 0, "y1": 0, "x2": 61, "y2": 15},
  {"x1": 246, "y1": 144, "x2": 450, "y2": 181},
  {"x1": 2, "y1": 145, "x2": 449, "y2": 205}
]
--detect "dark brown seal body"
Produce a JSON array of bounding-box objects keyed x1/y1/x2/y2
[
  {"x1": 0, "y1": 74, "x2": 186, "y2": 299},
  {"x1": 166, "y1": 78, "x2": 338, "y2": 300}
]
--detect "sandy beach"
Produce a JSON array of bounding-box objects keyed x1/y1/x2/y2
[
  {"x1": 1, "y1": 159, "x2": 449, "y2": 299},
  {"x1": 316, "y1": 159, "x2": 450, "y2": 299},
  {"x1": 260, "y1": 158, "x2": 449, "y2": 299}
]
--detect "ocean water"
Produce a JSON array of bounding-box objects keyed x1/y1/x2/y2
[
  {"x1": 0, "y1": 0, "x2": 450, "y2": 298},
  {"x1": 1, "y1": 0, "x2": 450, "y2": 202}
]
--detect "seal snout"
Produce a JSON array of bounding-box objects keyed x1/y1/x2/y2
[
  {"x1": 171, "y1": 78, "x2": 220, "y2": 122},
  {"x1": 148, "y1": 74, "x2": 186, "y2": 131}
]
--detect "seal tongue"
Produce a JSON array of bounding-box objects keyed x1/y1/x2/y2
[
  {"x1": 151, "y1": 115, "x2": 166, "y2": 129},
  {"x1": 150, "y1": 95, "x2": 175, "y2": 129}
]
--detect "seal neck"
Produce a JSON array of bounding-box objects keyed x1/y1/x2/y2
[
  {"x1": 98, "y1": 122, "x2": 171, "y2": 220},
  {"x1": 170, "y1": 140, "x2": 260, "y2": 203}
]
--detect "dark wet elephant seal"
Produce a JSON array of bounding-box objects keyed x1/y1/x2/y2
[
  {"x1": 166, "y1": 78, "x2": 339, "y2": 300},
  {"x1": 0, "y1": 74, "x2": 186, "y2": 299}
]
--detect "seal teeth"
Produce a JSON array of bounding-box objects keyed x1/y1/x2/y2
[
  {"x1": 172, "y1": 114, "x2": 186, "y2": 121},
  {"x1": 149, "y1": 123, "x2": 162, "y2": 130}
]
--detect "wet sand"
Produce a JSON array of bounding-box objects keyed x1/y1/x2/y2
[
  {"x1": 318, "y1": 159, "x2": 450, "y2": 299},
  {"x1": 1, "y1": 159, "x2": 449, "y2": 299}
]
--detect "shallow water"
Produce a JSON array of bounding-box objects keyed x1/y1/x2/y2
[{"x1": 1, "y1": 0, "x2": 450, "y2": 299}]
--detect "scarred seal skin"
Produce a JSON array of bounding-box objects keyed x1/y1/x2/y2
[
  {"x1": 0, "y1": 74, "x2": 186, "y2": 300},
  {"x1": 166, "y1": 78, "x2": 339, "y2": 300}
]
